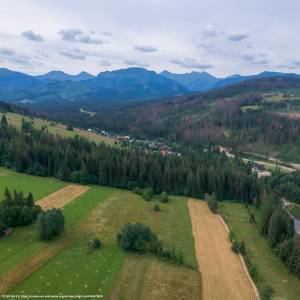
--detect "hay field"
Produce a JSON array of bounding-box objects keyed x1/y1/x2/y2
[{"x1": 188, "y1": 200, "x2": 257, "y2": 300}]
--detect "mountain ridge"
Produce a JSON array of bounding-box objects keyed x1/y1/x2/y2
[{"x1": 0, "y1": 67, "x2": 300, "y2": 103}]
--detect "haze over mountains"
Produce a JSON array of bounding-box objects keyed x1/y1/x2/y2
[{"x1": 0, "y1": 67, "x2": 299, "y2": 104}]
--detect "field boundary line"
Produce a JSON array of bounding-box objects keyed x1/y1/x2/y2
[{"x1": 218, "y1": 215, "x2": 260, "y2": 300}]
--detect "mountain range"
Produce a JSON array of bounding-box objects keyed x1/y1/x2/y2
[{"x1": 0, "y1": 67, "x2": 299, "y2": 104}]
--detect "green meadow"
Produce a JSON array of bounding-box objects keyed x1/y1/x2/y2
[
  {"x1": 220, "y1": 202, "x2": 300, "y2": 300},
  {"x1": 0, "y1": 168, "x2": 201, "y2": 299},
  {"x1": 0, "y1": 167, "x2": 65, "y2": 201}
]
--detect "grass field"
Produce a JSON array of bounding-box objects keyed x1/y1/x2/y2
[
  {"x1": 220, "y1": 202, "x2": 300, "y2": 300},
  {"x1": 0, "y1": 168, "x2": 201, "y2": 299},
  {"x1": 0, "y1": 112, "x2": 116, "y2": 145},
  {"x1": 10, "y1": 191, "x2": 201, "y2": 299},
  {"x1": 0, "y1": 167, "x2": 65, "y2": 201}
]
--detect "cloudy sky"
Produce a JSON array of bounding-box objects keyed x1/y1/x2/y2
[{"x1": 0, "y1": 0, "x2": 299, "y2": 77}]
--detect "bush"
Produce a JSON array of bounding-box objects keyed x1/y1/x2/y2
[
  {"x1": 142, "y1": 187, "x2": 154, "y2": 201},
  {"x1": 92, "y1": 238, "x2": 102, "y2": 249},
  {"x1": 153, "y1": 204, "x2": 160, "y2": 212},
  {"x1": 117, "y1": 223, "x2": 156, "y2": 253},
  {"x1": 37, "y1": 208, "x2": 65, "y2": 241},
  {"x1": 249, "y1": 213, "x2": 256, "y2": 224},
  {"x1": 231, "y1": 240, "x2": 246, "y2": 255},
  {"x1": 117, "y1": 223, "x2": 184, "y2": 265},
  {"x1": 207, "y1": 193, "x2": 218, "y2": 213},
  {"x1": 159, "y1": 191, "x2": 169, "y2": 203}
]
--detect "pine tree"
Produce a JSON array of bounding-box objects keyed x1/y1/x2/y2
[{"x1": 0, "y1": 114, "x2": 8, "y2": 127}]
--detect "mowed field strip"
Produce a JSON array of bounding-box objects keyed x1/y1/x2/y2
[
  {"x1": 37, "y1": 184, "x2": 89, "y2": 210},
  {"x1": 188, "y1": 200, "x2": 258, "y2": 300}
]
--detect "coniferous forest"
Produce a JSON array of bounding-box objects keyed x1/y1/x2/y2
[{"x1": 0, "y1": 114, "x2": 300, "y2": 277}]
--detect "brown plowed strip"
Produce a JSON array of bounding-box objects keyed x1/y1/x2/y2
[
  {"x1": 37, "y1": 184, "x2": 89, "y2": 210},
  {"x1": 188, "y1": 199, "x2": 258, "y2": 300}
]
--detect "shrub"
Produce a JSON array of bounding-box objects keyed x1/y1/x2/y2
[
  {"x1": 37, "y1": 208, "x2": 65, "y2": 241},
  {"x1": 92, "y1": 238, "x2": 102, "y2": 249},
  {"x1": 117, "y1": 223, "x2": 184, "y2": 265},
  {"x1": 142, "y1": 187, "x2": 154, "y2": 201},
  {"x1": 159, "y1": 191, "x2": 169, "y2": 203},
  {"x1": 153, "y1": 204, "x2": 160, "y2": 212},
  {"x1": 249, "y1": 213, "x2": 256, "y2": 224},
  {"x1": 117, "y1": 223, "x2": 156, "y2": 253},
  {"x1": 231, "y1": 240, "x2": 246, "y2": 255},
  {"x1": 207, "y1": 193, "x2": 218, "y2": 213}
]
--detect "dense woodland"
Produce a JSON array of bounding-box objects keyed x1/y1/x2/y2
[
  {"x1": 29, "y1": 78, "x2": 300, "y2": 161},
  {"x1": 0, "y1": 114, "x2": 300, "y2": 276}
]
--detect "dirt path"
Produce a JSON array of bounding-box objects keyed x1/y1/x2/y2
[
  {"x1": 188, "y1": 199, "x2": 258, "y2": 300},
  {"x1": 37, "y1": 184, "x2": 89, "y2": 210}
]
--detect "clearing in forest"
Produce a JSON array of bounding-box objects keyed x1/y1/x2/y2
[
  {"x1": 188, "y1": 199, "x2": 258, "y2": 300},
  {"x1": 37, "y1": 184, "x2": 89, "y2": 210}
]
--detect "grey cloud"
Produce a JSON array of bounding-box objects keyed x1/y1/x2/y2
[
  {"x1": 242, "y1": 54, "x2": 255, "y2": 61},
  {"x1": 198, "y1": 43, "x2": 215, "y2": 50},
  {"x1": 22, "y1": 30, "x2": 44, "y2": 42},
  {"x1": 242, "y1": 53, "x2": 269, "y2": 65},
  {"x1": 227, "y1": 31, "x2": 249, "y2": 41},
  {"x1": 0, "y1": 49, "x2": 33, "y2": 67},
  {"x1": 203, "y1": 25, "x2": 217, "y2": 37},
  {"x1": 170, "y1": 58, "x2": 213, "y2": 69},
  {"x1": 58, "y1": 28, "x2": 105, "y2": 45},
  {"x1": 170, "y1": 59, "x2": 184, "y2": 65},
  {"x1": 58, "y1": 28, "x2": 83, "y2": 41},
  {"x1": 99, "y1": 59, "x2": 111, "y2": 66},
  {"x1": 102, "y1": 31, "x2": 112, "y2": 36},
  {"x1": 59, "y1": 51, "x2": 86, "y2": 60},
  {"x1": 134, "y1": 45, "x2": 158, "y2": 53},
  {"x1": 123, "y1": 59, "x2": 149, "y2": 67},
  {"x1": 0, "y1": 47, "x2": 14, "y2": 55}
]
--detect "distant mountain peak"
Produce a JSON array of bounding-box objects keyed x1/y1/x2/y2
[{"x1": 36, "y1": 70, "x2": 94, "y2": 82}]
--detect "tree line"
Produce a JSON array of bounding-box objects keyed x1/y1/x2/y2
[
  {"x1": 0, "y1": 115, "x2": 261, "y2": 203},
  {"x1": 0, "y1": 115, "x2": 299, "y2": 276}
]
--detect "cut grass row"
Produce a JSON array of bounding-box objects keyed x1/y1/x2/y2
[{"x1": 220, "y1": 202, "x2": 300, "y2": 300}]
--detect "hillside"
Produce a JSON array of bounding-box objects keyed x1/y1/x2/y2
[
  {"x1": 30, "y1": 76, "x2": 300, "y2": 163},
  {"x1": 160, "y1": 70, "x2": 218, "y2": 91},
  {"x1": 0, "y1": 101, "x2": 115, "y2": 145}
]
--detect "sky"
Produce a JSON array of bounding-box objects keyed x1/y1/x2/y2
[{"x1": 0, "y1": 0, "x2": 300, "y2": 77}]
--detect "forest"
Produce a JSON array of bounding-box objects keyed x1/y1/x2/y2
[
  {"x1": 27, "y1": 77, "x2": 300, "y2": 160},
  {"x1": 0, "y1": 114, "x2": 299, "y2": 277}
]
